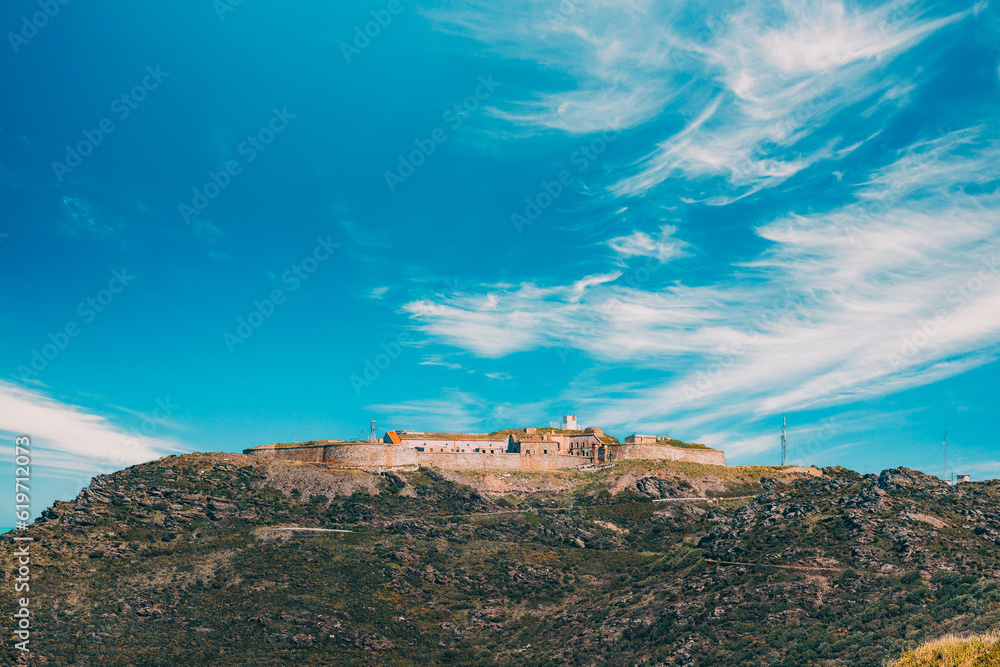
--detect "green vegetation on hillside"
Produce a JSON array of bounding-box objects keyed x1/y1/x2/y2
[
  {"x1": 3, "y1": 456, "x2": 999, "y2": 665},
  {"x1": 662, "y1": 438, "x2": 711, "y2": 449}
]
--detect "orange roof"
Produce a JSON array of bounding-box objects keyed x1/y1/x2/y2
[{"x1": 385, "y1": 430, "x2": 401, "y2": 444}]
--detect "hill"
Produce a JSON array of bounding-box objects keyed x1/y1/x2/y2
[{"x1": 2, "y1": 454, "x2": 999, "y2": 665}]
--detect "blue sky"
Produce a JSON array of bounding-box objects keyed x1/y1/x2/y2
[{"x1": 1, "y1": 0, "x2": 998, "y2": 518}]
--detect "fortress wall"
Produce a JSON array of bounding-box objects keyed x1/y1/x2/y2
[
  {"x1": 245, "y1": 442, "x2": 726, "y2": 469},
  {"x1": 619, "y1": 444, "x2": 726, "y2": 466},
  {"x1": 243, "y1": 444, "x2": 418, "y2": 468},
  {"x1": 417, "y1": 451, "x2": 583, "y2": 471},
  {"x1": 247, "y1": 446, "x2": 326, "y2": 463},
  {"x1": 322, "y1": 444, "x2": 418, "y2": 468}
]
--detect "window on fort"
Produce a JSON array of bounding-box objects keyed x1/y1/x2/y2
[{"x1": 544, "y1": 450, "x2": 547, "y2": 454}]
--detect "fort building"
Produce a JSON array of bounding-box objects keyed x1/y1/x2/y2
[{"x1": 244, "y1": 416, "x2": 726, "y2": 470}]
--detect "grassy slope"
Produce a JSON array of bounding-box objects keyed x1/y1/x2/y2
[
  {"x1": 2, "y1": 455, "x2": 999, "y2": 666},
  {"x1": 888, "y1": 633, "x2": 1000, "y2": 666}
]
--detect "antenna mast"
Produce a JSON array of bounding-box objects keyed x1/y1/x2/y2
[
  {"x1": 943, "y1": 430, "x2": 949, "y2": 484},
  {"x1": 369, "y1": 420, "x2": 377, "y2": 443},
  {"x1": 780, "y1": 414, "x2": 787, "y2": 466}
]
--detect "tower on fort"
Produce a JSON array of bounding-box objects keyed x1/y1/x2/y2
[{"x1": 562, "y1": 415, "x2": 577, "y2": 430}]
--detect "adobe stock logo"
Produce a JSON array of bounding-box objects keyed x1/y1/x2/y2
[
  {"x1": 383, "y1": 75, "x2": 501, "y2": 192},
  {"x1": 349, "y1": 331, "x2": 410, "y2": 395},
  {"x1": 222, "y1": 236, "x2": 339, "y2": 353},
  {"x1": 51, "y1": 66, "x2": 169, "y2": 183},
  {"x1": 886, "y1": 254, "x2": 1000, "y2": 370},
  {"x1": 339, "y1": 0, "x2": 408, "y2": 64},
  {"x1": 179, "y1": 107, "x2": 295, "y2": 224},
  {"x1": 16, "y1": 268, "x2": 135, "y2": 380},
  {"x1": 511, "y1": 126, "x2": 620, "y2": 233},
  {"x1": 7, "y1": 0, "x2": 71, "y2": 54},
  {"x1": 213, "y1": 0, "x2": 244, "y2": 21}
]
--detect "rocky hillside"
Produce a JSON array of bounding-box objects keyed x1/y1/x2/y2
[{"x1": 3, "y1": 454, "x2": 999, "y2": 665}]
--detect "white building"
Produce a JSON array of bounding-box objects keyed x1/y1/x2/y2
[{"x1": 384, "y1": 430, "x2": 512, "y2": 454}]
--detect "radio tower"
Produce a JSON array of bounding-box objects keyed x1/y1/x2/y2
[
  {"x1": 369, "y1": 420, "x2": 377, "y2": 443},
  {"x1": 943, "y1": 430, "x2": 949, "y2": 484},
  {"x1": 780, "y1": 414, "x2": 787, "y2": 466}
]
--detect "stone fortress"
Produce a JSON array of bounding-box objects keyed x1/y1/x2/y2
[{"x1": 244, "y1": 415, "x2": 726, "y2": 470}]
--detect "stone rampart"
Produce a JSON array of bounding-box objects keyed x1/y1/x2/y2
[
  {"x1": 245, "y1": 442, "x2": 418, "y2": 468},
  {"x1": 245, "y1": 441, "x2": 725, "y2": 469},
  {"x1": 619, "y1": 444, "x2": 725, "y2": 466},
  {"x1": 417, "y1": 452, "x2": 582, "y2": 471},
  {"x1": 252, "y1": 444, "x2": 325, "y2": 463},
  {"x1": 324, "y1": 444, "x2": 419, "y2": 467}
]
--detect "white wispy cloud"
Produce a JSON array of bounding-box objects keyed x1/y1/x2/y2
[
  {"x1": 957, "y1": 461, "x2": 1000, "y2": 480},
  {"x1": 428, "y1": 0, "x2": 977, "y2": 201},
  {"x1": 612, "y1": 1, "x2": 977, "y2": 201},
  {"x1": 0, "y1": 380, "x2": 186, "y2": 478},
  {"x1": 419, "y1": 355, "x2": 465, "y2": 370},
  {"x1": 59, "y1": 195, "x2": 126, "y2": 244},
  {"x1": 403, "y1": 130, "x2": 1000, "y2": 430},
  {"x1": 425, "y1": 0, "x2": 691, "y2": 133},
  {"x1": 415, "y1": 0, "x2": 995, "y2": 464},
  {"x1": 606, "y1": 224, "x2": 691, "y2": 264}
]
